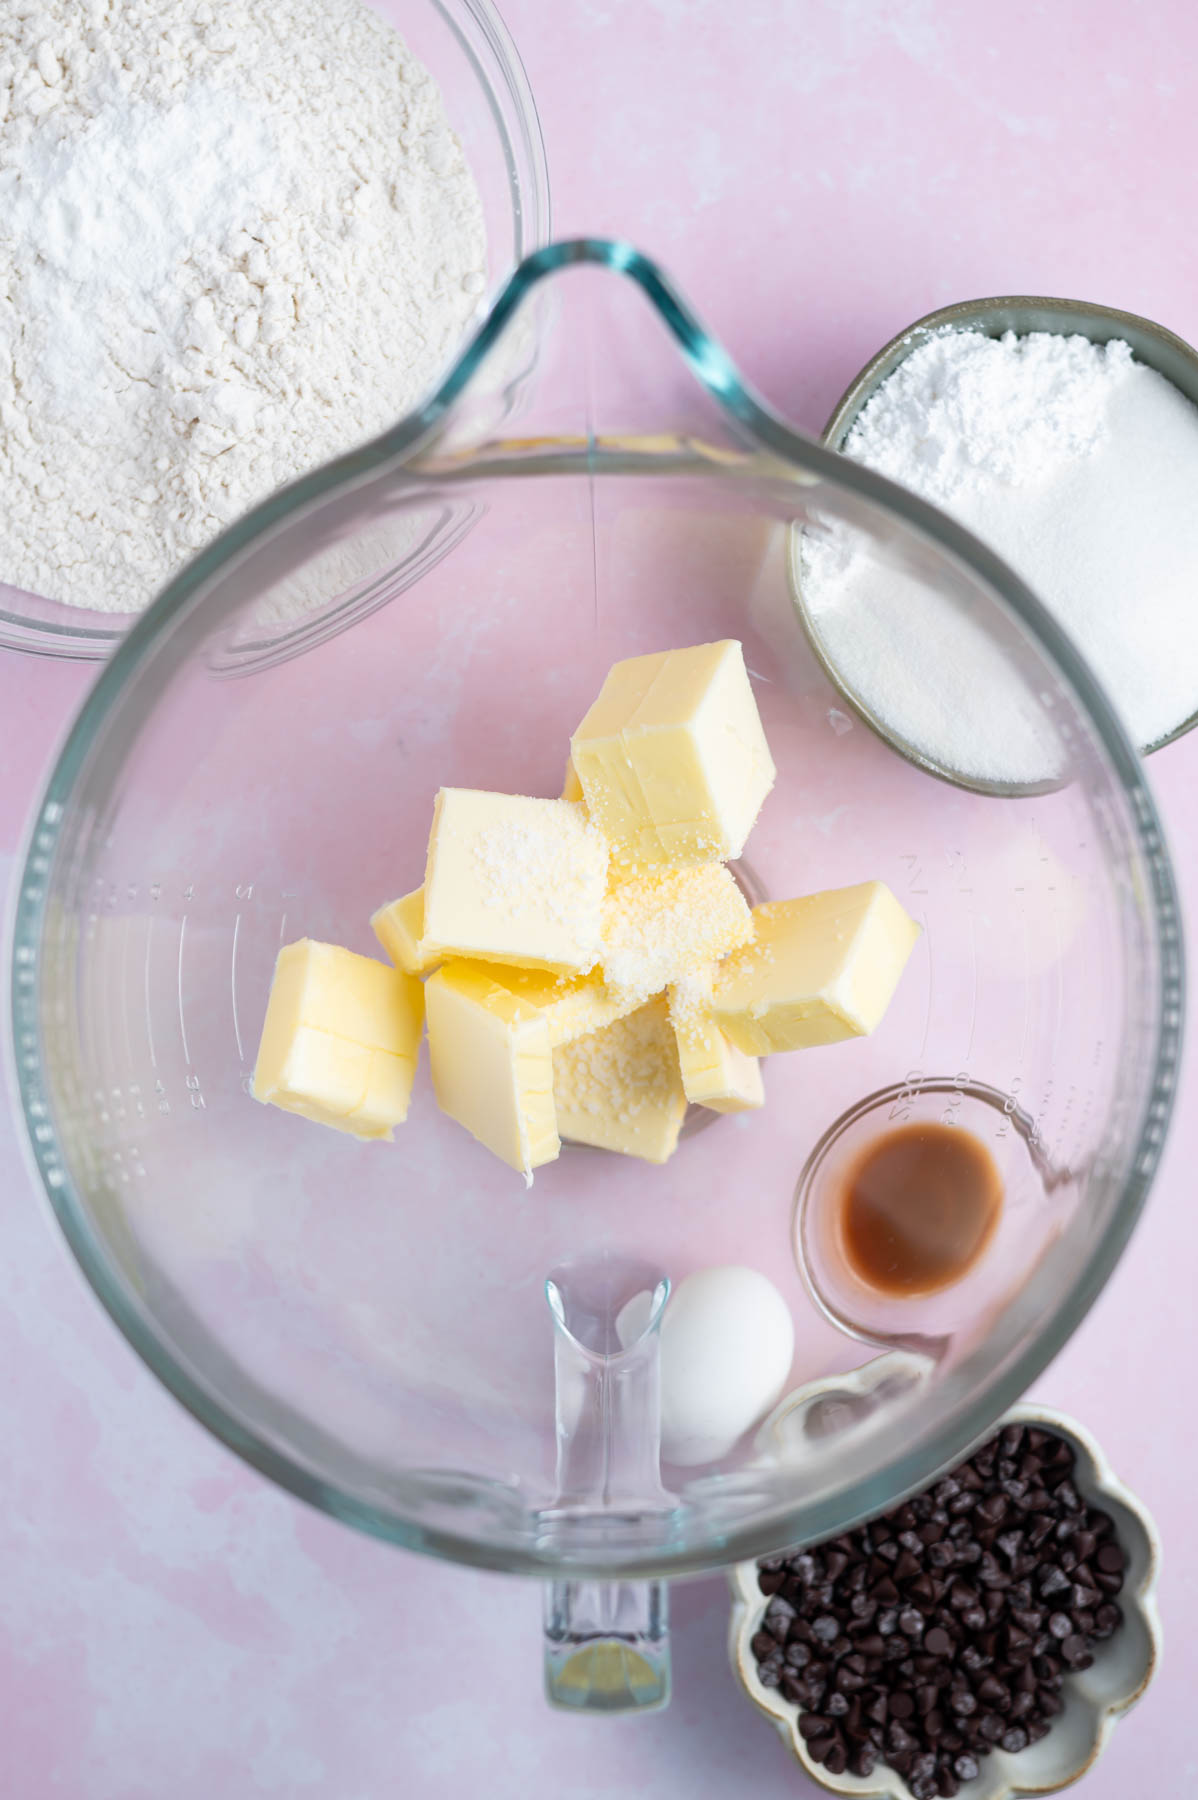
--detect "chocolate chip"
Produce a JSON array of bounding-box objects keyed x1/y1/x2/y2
[{"x1": 751, "y1": 1424, "x2": 1125, "y2": 1798}]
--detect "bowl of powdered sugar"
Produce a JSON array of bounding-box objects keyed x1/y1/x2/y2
[
  {"x1": 793, "y1": 296, "x2": 1198, "y2": 793},
  {"x1": 0, "y1": 0, "x2": 548, "y2": 663}
]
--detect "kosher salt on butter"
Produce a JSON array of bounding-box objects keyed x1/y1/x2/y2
[
  {"x1": 570, "y1": 640, "x2": 776, "y2": 866},
  {"x1": 252, "y1": 938, "x2": 424, "y2": 1140},
  {"x1": 711, "y1": 882, "x2": 920, "y2": 1055},
  {"x1": 422, "y1": 789, "x2": 608, "y2": 974},
  {"x1": 553, "y1": 999, "x2": 688, "y2": 1164},
  {"x1": 601, "y1": 860, "x2": 755, "y2": 1005}
]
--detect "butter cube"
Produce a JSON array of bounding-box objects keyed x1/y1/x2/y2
[
  {"x1": 423, "y1": 789, "x2": 607, "y2": 974},
  {"x1": 710, "y1": 882, "x2": 920, "y2": 1055},
  {"x1": 601, "y1": 861, "x2": 754, "y2": 1004},
  {"x1": 553, "y1": 999, "x2": 688, "y2": 1164},
  {"x1": 570, "y1": 640, "x2": 776, "y2": 865},
  {"x1": 371, "y1": 887, "x2": 441, "y2": 976},
  {"x1": 462, "y1": 961, "x2": 640, "y2": 1048},
  {"x1": 669, "y1": 975, "x2": 764, "y2": 1113},
  {"x1": 252, "y1": 939, "x2": 424, "y2": 1140},
  {"x1": 561, "y1": 756, "x2": 584, "y2": 803},
  {"x1": 426, "y1": 961, "x2": 560, "y2": 1180}
]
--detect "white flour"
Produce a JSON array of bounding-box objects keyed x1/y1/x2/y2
[
  {"x1": 0, "y1": 0, "x2": 486, "y2": 613},
  {"x1": 801, "y1": 329, "x2": 1198, "y2": 783}
]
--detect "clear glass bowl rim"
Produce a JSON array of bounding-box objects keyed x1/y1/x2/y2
[{"x1": 9, "y1": 238, "x2": 1185, "y2": 1579}]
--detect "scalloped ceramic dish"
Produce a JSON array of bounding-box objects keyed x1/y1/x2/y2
[{"x1": 730, "y1": 1394, "x2": 1161, "y2": 1799}]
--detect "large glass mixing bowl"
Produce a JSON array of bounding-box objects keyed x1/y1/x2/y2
[
  {"x1": 0, "y1": 0, "x2": 549, "y2": 664},
  {"x1": 10, "y1": 242, "x2": 1182, "y2": 1713}
]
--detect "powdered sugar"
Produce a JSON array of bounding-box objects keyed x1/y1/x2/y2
[
  {"x1": 846, "y1": 329, "x2": 1132, "y2": 504},
  {"x1": 801, "y1": 328, "x2": 1198, "y2": 781},
  {"x1": 0, "y1": 0, "x2": 485, "y2": 612}
]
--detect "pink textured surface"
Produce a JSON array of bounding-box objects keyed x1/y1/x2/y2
[{"x1": 1, "y1": 1, "x2": 1197, "y2": 1794}]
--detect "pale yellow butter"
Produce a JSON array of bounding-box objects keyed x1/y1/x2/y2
[
  {"x1": 371, "y1": 887, "x2": 441, "y2": 976},
  {"x1": 601, "y1": 860, "x2": 754, "y2": 1004},
  {"x1": 252, "y1": 939, "x2": 424, "y2": 1140},
  {"x1": 463, "y1": 961, "x2": 640, "y2": 1048},
  {"x1": 425, "y1": 961, "x2": 560, "y2": 1179},
  {"x1": 570, "y1": 639, "x2": 776, "y2": 866},
  {"x1": 710, "y1": 882, "x2": 920, "y2": 1055},
  {"x1": 422, "y1": 789, "x2": 607, "y2": 974},
  {"x1": 553, "y1": 998, "x2": 688, "y2": 1164},
  {"x1": 669, "y1": 975, "x2": 764, "y2": 1113}
]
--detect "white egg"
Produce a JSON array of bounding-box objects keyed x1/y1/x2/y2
[{"x1": 619, "y1": 1266, "x2": 795, "y2": 1467}]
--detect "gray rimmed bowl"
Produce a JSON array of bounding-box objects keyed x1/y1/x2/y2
[
  {"x1": 730, "y1": 1388, "x2": 1162, "y2": 1800},
  {"x1": 791, "y1": 295, "x2": 1198, "y2": 794}
]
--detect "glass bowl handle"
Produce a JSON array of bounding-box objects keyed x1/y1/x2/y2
[
  {"x1": 543, "y1": 1576, "x2": 669, "y2": 1713},
  {"x1": 539, "y1": 1263, "x2": 674, "y2": 1714}
]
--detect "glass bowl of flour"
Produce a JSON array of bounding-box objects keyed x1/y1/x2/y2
[
  {"x1": 792, "y1": 295, "x2": 1198, "y2": 795},
  {"x1": 0, "y1": 0, "x2": 548, "y2": 664}
]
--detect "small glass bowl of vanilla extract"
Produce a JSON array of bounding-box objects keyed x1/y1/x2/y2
[{"x1": 794, "y1": 1077, "x2": 1071, "y2": 1352}]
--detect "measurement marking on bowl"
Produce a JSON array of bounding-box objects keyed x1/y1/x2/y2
[
  {"x1": 918, "y1": 913, "x2": 933, "y2": 1064},
  {"x1": 278, "y1": 912, "x2": 288, "y2": 945},
  {"x1": 177, "y1": 914, "x2": 191, "y2": 1068},
  {"x1": 230, "y1": 911, "x2": 245, "y2": 1064},
  {"x1": 1017, "y1": 894, "x2": 1032, "y2": 1073},
  {"x1": 143, "y1": 914, "x2": 157, "y2": 1071},
  {"x1": 964, "y1": 912, "x2": 978, "y2": 1065},
  {"x1": 119, "y1": 914, "x2": 138, "y2": 1094}
]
